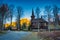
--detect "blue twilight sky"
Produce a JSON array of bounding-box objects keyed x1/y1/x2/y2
[{"x1": 0, "y1": 0, "x2": 60, "y2": 23}]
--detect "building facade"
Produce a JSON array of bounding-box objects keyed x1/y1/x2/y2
[{"x1": 31, "y1": 9, "x2": 48, "y2": 30}]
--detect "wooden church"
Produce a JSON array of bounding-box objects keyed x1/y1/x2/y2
[{"x1": 30, "y1": 9, "x2": 48, "y2": 30}]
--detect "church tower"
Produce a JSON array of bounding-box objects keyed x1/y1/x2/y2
[{"x1": 31, "y1": 9, "x2": 35, "y2": 20}]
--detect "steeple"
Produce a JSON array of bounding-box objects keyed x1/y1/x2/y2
[
  {"x1": 32, "y1": 9, "x2": 34, "y2": 15},
  {"x1": 31, "y1": 9, "x2": 35, "y2": 20}
]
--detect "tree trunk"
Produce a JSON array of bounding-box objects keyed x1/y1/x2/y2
[
  {"x1": 1, "y1": 16, "x2": 4, "y2": 30},
  {"x1": 10, "y1": 15, "x2": 12, "y2": 30}
]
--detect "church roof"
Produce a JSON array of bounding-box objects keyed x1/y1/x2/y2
[{"x1": 31, "y1": 18, "x2": 48, "y2": 23}]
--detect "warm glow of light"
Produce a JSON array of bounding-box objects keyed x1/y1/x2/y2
[
  {"x1": 20, "y1": 18, "x2": 30, "y2": 26},
  {"x1": 12, "y1": 22, "x2": 16, "y2": 27},
  {"x1": 5, "y1": 18, "x2": 30, "y2": 28},
  {"x1": 5, "y1": 23, "x2": 10, "y2": 28}
]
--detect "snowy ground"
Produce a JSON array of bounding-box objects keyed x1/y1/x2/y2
[
  {"x1": 0, "y1": 31, "x2": 31, "y2": 40},
  {"x1": 0, "y1": 31, "x2": 60, "y2": 40}
]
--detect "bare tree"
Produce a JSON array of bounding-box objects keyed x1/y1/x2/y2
[
  {"x1": 8, "y1": 5, "x2": 14, "y2": 29},
  {"x1": 0, "y1": 4, "x2": 8, "y2": 30},
  {"x1": 16, "y1": 6, "x2": 23, "y2": 30},
  {"x1": 35, "y1": 7, "x2": 40, "y2": 32},
  {"x1": 45, "y1": 6, "x2": 51, "y2": 32},
  {"x1": 53, "y1": 5, "x2": 59, "y2": 29},
  {"x1": 3, "y1": 11, "x2": 9, "y2": 30}
]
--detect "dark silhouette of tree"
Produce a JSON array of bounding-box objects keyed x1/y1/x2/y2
[
  {"x1": 3, "y1": 12, "x2": 8, "y2": 30},
  {"x1": 28, "y1": 23, "x2": 31, "y2": 31},
  {"x1": 16, "y1": 6, "x2": 23, "y2": 30},
  {"x1": 35, "y1": 7, "x2": 40, "y2": 32},
  {"x1": 53, "y1": 5, "x2": 59, "y2": 28},
  {"x1": 8, "y1": 5, "x2": 14, "y2": 29},
  {"x1": 22, "y1": 23, "x2": 26, "y2": 30},
  {"x1": 3, "y1": 5, "x2": 14, "y2": 30},
  {"x1": 45, "y1": 6, "x2": 51, "y2": 31},
  {"x1": 0, "y1": 4, "x2": 8, "y2": 30}
]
